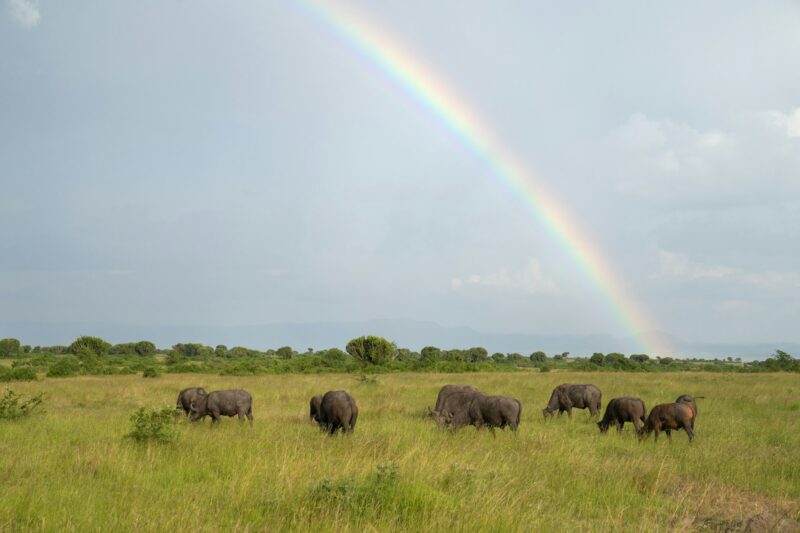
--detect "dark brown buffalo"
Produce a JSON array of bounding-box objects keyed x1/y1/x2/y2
[
  {"x1": 428, "y1": 387, "x2": 483, "y2": 428},
  {"x1": 675, "y1": 394, "x2": 703, "y2": 430},
  {"x1": 309, "y1": 395, "x2": 323, "y2": 422},
  {"x1": 317, "y1": 390, "x2": 358, "y2": 434},
  {"x1": 543, "y1": 384, "x2": 602, "y2": 419},
  {"x1": 638, "y1": 403, "x2": 694, "y2": 443},
  {"x1": 190, "y1": 389, "x2": 253, "y2": 425},
  {"x1": 433, "y1": 384, "x2": 479, "y2": 412},
  {"x1": 597, "y1": 397, "x2": 646, "y2": 434},
  {"x1": 467, "y1": 394, "x2": 522, "y2": 432},
  {"x1": 176, "y1": 387, "x2": 207, "y2": 416}
]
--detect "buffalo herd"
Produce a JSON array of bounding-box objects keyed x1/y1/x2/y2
[{"x1": 175, "y1": 382, "x2": 702, "y2": 443}]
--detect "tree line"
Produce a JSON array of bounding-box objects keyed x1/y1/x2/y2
[{"x1": 0, "y1": 335, "x2": 798, "y2": 382}]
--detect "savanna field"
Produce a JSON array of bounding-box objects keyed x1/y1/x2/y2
[{"x1": 1, "y1": 372, "x2": 799, "y2": 532}]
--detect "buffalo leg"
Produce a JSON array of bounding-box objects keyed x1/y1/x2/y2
[
  {"x1": 685, "y1": 426, "x2": 694, "y2": 443},
  {"x1": 616, "y1": 421, "x2": 623, "y2": 434}
]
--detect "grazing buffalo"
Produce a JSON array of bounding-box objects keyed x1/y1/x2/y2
[
  {"x1": 433, "y1": 384, "x2": 479, "y2": 412},
  {"x1": 317, "y1": 390, "x2": 358, "y2": 435},
  {"x1": 467, "y1": 394, "x2": 522, "y2": 432},
  {"x1": 543, "y1": 384, "x2": 602, "y2": 419},
  {"x1": 597, "y1": 397, "x2": 646, "y2": 434},
  {"x1": 176, "y1": 387, "x2": 206, "y2": 417},
  {"x1": 190, "y1": 389, "x2": 253, "y2": 425},
  {"x1": 675, "y1": 394, "x2": 703, "y2": 430},
  {"x1": 309, "y1": 395, "x2": 323, "y2": 422},
  {"x1": 638, "y1": 403, "x2": 694, "y2": 443},
  {"x1": 428, "y1": 387, "x2": 483, "y2": 428}
]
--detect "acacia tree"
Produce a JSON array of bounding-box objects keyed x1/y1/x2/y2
[{"x1": 346, "y1": 336, "x2": 394, "y2": 366}]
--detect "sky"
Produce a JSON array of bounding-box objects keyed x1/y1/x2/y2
[{"x1": 1, "y1": 1, "x2": 799, "y2": 354}]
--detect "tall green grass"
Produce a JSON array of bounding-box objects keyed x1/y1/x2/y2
[{"x1": 1, "y1": 372, "x2": 798, "y2": 531}]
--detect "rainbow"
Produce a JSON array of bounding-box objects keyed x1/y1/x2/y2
[{"x1": 296, "y1": 1, "x2": 668, "y2": 356}]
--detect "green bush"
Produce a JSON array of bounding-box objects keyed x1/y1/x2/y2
[
  {"x1": 164, "y1": 363, "x2": 208, "y2": 374},
  {"x1": 321, "y1": 348, "x2": 350, "y2": 367},
  {"x1": 219, "y1": 360, "x2": 267, "y2": 376},
  {"x1": 0, "y1": 389, "x2": 44, "y2": 419},
  {"x1": 46, "y1": 356, "x2": 81, "y2": 377},
  {"x1": 125, "y1": 407, "x2": 177, "y2": 443},
  {"x1": 142, "y1": 367, "x2": 160, "y2": 378},
  {"x1": 0, "y1": 367, "x2": 38, "y2": 382}
]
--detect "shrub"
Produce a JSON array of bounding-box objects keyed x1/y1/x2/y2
[
  {"x1": 47, "y1": 356, "x2": 81, "y2": 377},
  {"x1": 76, "y1": 347, "x2": 102, "y2": 374},
  {"x1": 219, "y1": 360, "x2": 267, "y2": 376},
  {"x1": 125, "y1": 407, "x2": 177, "y2": 443},
  {"x1": 0, "y1": 367, "x2": 38, "y2": 382},
  {"x1": 0, "y1": 389, "x2": 44, "y2": 419},
  {"x1": 142, "y1": 367, "x2": 160, "y2": 378},
  {"x1": 164, "y1": 363, "x2": 208, "y2": 374},
  {"x1": 171, "y1": 343, "x2": 212, "y2": 358},
  {"x1": 321, "y1": 348, "x2": 350, "y2": 367}
]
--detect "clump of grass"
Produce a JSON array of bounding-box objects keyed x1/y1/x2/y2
[
  {"x1": 125, "y1": 407, "x2": 177, "y2": 443},
  {"x1": 354, "y1": 373, "x2": 378, "y2": 384},
  {"x1": 0, "y1": 389, "x2": 44, "y2": 419}
]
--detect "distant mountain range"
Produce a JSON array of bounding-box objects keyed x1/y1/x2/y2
[{"x1": 2, "y1": 319, "x2": 797, "y2": 361}]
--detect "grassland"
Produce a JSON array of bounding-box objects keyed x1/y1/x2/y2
[{"x1": 1, "y1": 372, "x2": 799, "y2": 532}]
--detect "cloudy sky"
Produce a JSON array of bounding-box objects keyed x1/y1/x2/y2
[{"x1": 1, "y1": 1, "x2": 799, "y2": 352}]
